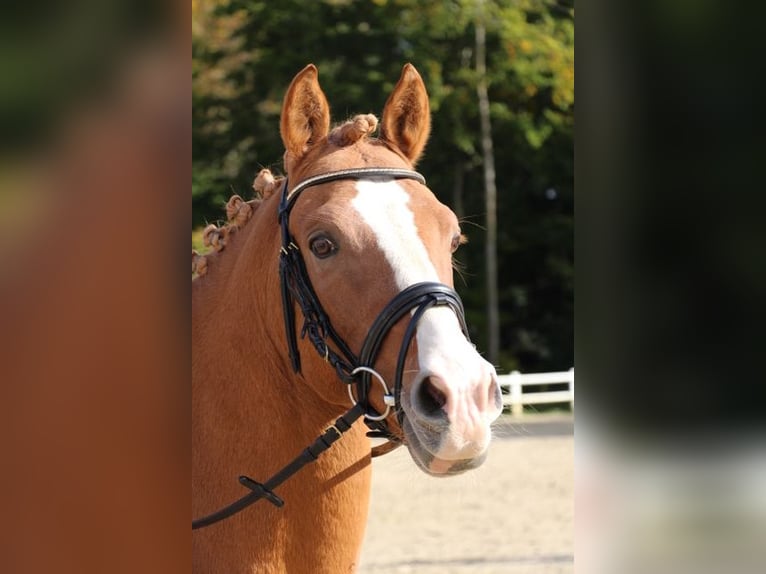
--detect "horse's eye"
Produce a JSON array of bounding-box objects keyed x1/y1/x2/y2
[
  {"x1": 451, "y1": 233, "x2": 465, "y2": 254},
  {"x1": 309, "y1": 235, "x2": 337, "y2": 259}
]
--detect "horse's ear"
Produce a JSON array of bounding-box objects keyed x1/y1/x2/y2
[
  {"x1": 280, "y1": 64, "x2": 331, "y2": 171},
  {"x1": 380, "y1": 63, "x2": 431, "y2": 166}
]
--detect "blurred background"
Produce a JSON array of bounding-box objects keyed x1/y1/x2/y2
[
  {"x1": 192, "y1": 5, "x2": 575, "y2": 570},
  {"x1": 192, "y1": 0, "x2": 574, "y2": 377}
]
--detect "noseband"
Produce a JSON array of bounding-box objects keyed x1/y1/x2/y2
[{"x1": 192, "y1": 168, "x2": 470, "y2": 529}]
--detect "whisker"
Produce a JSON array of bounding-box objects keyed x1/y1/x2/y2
[
  {"x1": 491, "y1": 417, "x2": 532, "y2": 439},
  {"x1": 458, "y1": 216, "x2": 487, "y2": 232},
  {"x1": 452, "y1": 258, "x2": 473, "y2": 286},
  {"x1": 453, "y1": 266, "x2": 467, "y2": 287}
]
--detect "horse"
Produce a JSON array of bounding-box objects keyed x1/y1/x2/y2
[{"x1": 192, "y1": 63, "x2": 503, "y2": 573}]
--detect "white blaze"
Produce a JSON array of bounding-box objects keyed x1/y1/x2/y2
[
  {"x1": 351, "y1": 181, "x2": 500, "y2": 473},
  {"x1": 351, "y1": 180, "x2": 437, "y2": 288},
  {"x1": 351, "y1": 181, "x2": 496, "y2": 448}
]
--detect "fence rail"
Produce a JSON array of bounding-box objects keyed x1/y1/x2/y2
[{"x1": 497, "y1": 368, "x2": 574, "y2": 416}]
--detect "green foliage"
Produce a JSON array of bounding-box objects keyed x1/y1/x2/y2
[{"x1": 192, "y1": 0, "x2": 573, "y2": 373}]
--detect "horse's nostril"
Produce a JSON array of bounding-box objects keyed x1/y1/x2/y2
[{"x1": 418, "y1": 377, "x2": 447, "y2": 416}]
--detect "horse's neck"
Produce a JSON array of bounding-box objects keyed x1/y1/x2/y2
[
  {"x1": 192, "y1": 204, "x2": 288, "y2": 402},
  {"x1": 192, "y1": 199, "x2": 343, "y2": 441},
  {"x1": 192, "y1": 203, "x2": 372, "y2": 573}
]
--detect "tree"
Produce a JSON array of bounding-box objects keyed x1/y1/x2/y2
[
  {"x1": 192, "y1": 0, "x2": 574, "y2": 374},
  {"x1": 475, "y1": 0, "x2": 500, "y2": 366}
]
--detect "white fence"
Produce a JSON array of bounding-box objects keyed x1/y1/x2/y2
[{"x1": 498, "y1": 368, "x2": 574, "y2": 416}]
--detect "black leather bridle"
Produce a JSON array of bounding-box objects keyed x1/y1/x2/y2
[{"x1": 192, "y1": 168, "x2": 470, "y2": 530}]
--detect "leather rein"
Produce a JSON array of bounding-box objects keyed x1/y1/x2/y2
[{"x1": 192, "y1": 168, "x2": 470, "y2": 530}]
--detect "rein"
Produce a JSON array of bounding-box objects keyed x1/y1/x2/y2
[{"x1": 192, "y1": 168, "x2": 470, "y2": 530}]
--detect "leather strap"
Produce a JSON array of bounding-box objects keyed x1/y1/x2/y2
[{"x1": 192, "y1": 403, "x2": 366, "y2": 530}]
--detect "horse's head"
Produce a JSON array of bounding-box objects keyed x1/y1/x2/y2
[{"x1": 278, "y1": 64, "x2": 502, "y2": 476}]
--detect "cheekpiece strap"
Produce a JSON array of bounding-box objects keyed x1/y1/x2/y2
[{"x1": 277, "y1": 168, "x2": 427, "y2": 377}]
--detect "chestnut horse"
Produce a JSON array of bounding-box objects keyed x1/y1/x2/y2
[{"x1": 192, "y1": 64, "x2": 503, "y2": 573}]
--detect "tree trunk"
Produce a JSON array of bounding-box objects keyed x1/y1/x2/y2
[
  {"x1": 475, "y1": 2, "x2": 500, "y2": 366},
  {"x1": 452, "y1": 161, "x2": 464, "y2": 220}
]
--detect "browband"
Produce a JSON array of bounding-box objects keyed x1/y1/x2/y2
[{"x1": 280, "y1": 168, "x2": 426, "y2": 217}]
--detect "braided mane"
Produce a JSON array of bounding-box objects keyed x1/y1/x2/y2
[
  {"x1": 192, "y1": 114, "x2": 379, "y2": 278},
  {"x1": 328, "y1": 113, "x2": 378, "y2": 146},
  {"x1": 191, "y1": 168, "x2": 284, "y2": 278}
]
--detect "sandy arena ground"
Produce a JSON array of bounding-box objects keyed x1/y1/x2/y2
[{"x1": 358, "y1": 415, "x2": 574, "y2": 574}]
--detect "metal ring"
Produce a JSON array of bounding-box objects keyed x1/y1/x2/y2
[{"x1": 349, "y1": 366, "x2": 395, "y2": 421}]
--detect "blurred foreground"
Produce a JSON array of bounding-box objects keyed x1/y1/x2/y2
[
  {"x1": 576, "y1": 415, "x2": 766, "y2": 574},
  {"x1": 0, "y1": 2, "x2": 190, "y2": 573}
]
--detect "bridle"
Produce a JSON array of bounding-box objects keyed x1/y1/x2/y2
[
  {"x1": 192, "y1": 167, "x2": 470, "y2": 530},
  {"x1": 278, "y1": 168, "x2": 470, "y2": 437}
]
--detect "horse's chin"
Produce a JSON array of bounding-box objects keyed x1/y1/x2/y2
[{"x1": 401, "y1": 416, "x2": 488, "y2": 477}]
